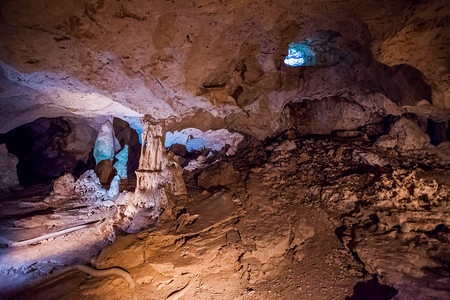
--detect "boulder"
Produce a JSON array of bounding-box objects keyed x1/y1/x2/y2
[
  {"x1": 74, "y1": 170, "x2": 107, "y2": 203},
  {"x1": 352, "y1": 150, "x2": 388, "y2": 167},
  {"x1": 169, "y1": 144, "x2": 188, "y2": 157},
  {"x1": 387, "y1": 117, "x2": 430, "y2": 151},
  {"x1": 274, "y1": 140, "x2": 297, "y2": 152},
  {"x1": 52, "y1": 173, "x2": 75, "y2": 198},
  {"x1": 95, "y1": 159, "x2": 117, "y2": 186},
  {"x1": 0, "y1": 144, "x2": 20, "y2": 192}
]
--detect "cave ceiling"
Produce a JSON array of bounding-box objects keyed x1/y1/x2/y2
[{"x1": 0, "y1": 0, "x2": 449, "y2": 137}]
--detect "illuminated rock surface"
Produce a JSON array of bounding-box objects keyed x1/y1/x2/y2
[
  {"x1": 93, "y1": 121, "x2": 116, "y2": 165},
  {"x1": 165, "y1": 128, "x2": 244, "y2": 154},
  {"x1": 114, "y1": 145, "x2": 128, "y2": 180}
]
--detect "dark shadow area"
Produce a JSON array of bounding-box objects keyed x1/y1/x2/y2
[
  {"x1": 426, "y1": 118, "x2": 449, "y2": 145},
  {"x1": 0, "y1": 117, "x2": 95, "y2": 186},
  {"x1": 346, "y1": 277, "x2": 398, "y2": 300}
]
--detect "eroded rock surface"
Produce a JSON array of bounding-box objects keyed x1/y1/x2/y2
[
  {"x1": 0, "y1": 0, "x2": 448, "y2": 138},
  {"x1": 14, "y1": 134, "x2": 449, "y2": 299},
  {"x1": 0, "y1": 144, "x2": 20, "y2": 192}
]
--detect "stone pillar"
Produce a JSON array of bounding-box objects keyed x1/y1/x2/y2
[
  {"x1": 166, "y1": 151, "x2": 187, "y2": 196},
  {"x1": 136, "y1": 118, "x2": 167, "y2": 191},
  {"x1": 123, "y1": 117, "x2": 186, "y2": 232},
  {"x1": 125, "y1": 117, "x2": 169, "y2": 233}
]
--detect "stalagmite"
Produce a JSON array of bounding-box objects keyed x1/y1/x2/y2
[
  {"x1": 166, "y1": 151, "x2": 187, "y2": 196},
  {"x1": 123, "y1": 117, "x2": 170, "y2": 232},
  {"x1": 136, "y1": 117, "x2": 168, "y2": 191},
  {"x1": 93, "y1": 121, "x2": 116, "y2": 165}
]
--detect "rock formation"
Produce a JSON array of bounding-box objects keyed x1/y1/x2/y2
[
  {"x1": 114, "y1": 145, "x2": 128, "y2": 180},
  {"x1": 0, "y1": 144, "x2": 20, "y2": 192},
  {"x1": 122, "y1": 117, "x2": 170, "y2": 232}
]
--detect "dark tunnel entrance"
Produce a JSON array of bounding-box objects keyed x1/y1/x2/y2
[
  {"x1": 0, "y1": 117, "x2": 96, "y2": 186},
  {"x1": 0, "y1": 117, "x2": 141, "y2": 188}
]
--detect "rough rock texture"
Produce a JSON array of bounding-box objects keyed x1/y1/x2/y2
[
  {"x1": 386, "y1": 117, "x2": 431, "y2": 151},
  {"x1": 15, "y1": 133, "x2": 449, "y2": 299},
  {"x1": 370, "y1": 0, "x2": 450, "y2": 109},
  {"x1": 197, "y1": 161, "x2": 235, "y2": 189},
  {"x1": 94, "y1": 159, "x2": 116, "y2": 187},
  {"x1": 48, "y1": 172, "x2": 75, "y2": 202},
  {"x1": 0, "y1": 183, "x2": 119, "y2": 298},
  {"x1": 0, "y1": 0, "x2": 448, "y2": 140},
  {"x1": 0, "y1": 144, "x2": 20, "y2": 192},
  {"x1": 62, "y1": 117, "x2": 98, "y2": 162},
  {"x1": 0, "y1": 117, "x2": 95, "y2": 185}
]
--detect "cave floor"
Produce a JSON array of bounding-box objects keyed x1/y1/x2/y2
[
  {"x1": 0, "y1": 183, "x2": 118, "y2": 298},
  {"x1": 13, "y1": 187, "x2": 366, "y2": 300},
  {"x1": 6, "y1": 136, "x2": 450, "y2": 299}
]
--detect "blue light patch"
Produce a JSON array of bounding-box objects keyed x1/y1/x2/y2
[
  {"x1": 284, "y1": 47, "x2": 305, "y2": 66},
  {"x1": 284, "y1": 42, "x2": 316, "y2": 67},
  {"x1": 93, "y1": 121, "x2": 115, "y2": 164},
  {"x1": 165, "y1": 131, "x2": 189, "y2": 148},
  {"x1": 165, "y1": 128, "x2": 243, "y2": 154},
  {"x1": 165, "y1": 130, "x2": 208, "y2": 152},
  {"x1": 114, "y1": 145, "x2": 128, "y2": 179},
  {"x1": 123, "y1": 116, "x2": 144, "y2": 144}
]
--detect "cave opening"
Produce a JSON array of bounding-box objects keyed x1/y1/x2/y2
[
  {"x1": 0, "y1": 116, "x2": 141, "y2": 192},
  {"x1": 0, "y1": 117, "x2": 96, "y2": 187},
  {"x1": 284, "y1": 41, "x2": 316, "y2": 67},
  {"x1": 165, "y1": 127, "x2": 244, "y2": 168}
]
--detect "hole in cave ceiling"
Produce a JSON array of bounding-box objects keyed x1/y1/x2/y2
[
  {"x1": 284, "y1": 41, "x2": 316, "y2": 67},
  {"x1": 284, "y1": 42, "x2": 316, "y2": 67}
]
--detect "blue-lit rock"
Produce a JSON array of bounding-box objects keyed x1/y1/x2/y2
[
  {"x1": 284, "y1": 47, "x2": 305, "y2": 66},
  {"x1": 124, "y1": 116, "x2": 144, "y2": 144},
  {"x1": 93, "y1": 121, "x2": 115, "y2": 165},
  {"x1": 106, "y1": 175, "x2": 120, "y2": 199},
  {"x1": 284, "y1": 42, "x2": 316, "y2": 67},
  {"x1": 165, "y1": 128, "x2": 244, "y2": 155},
  {"x1": 114, "y1": 145, "x2": 128, "y2": 179}
]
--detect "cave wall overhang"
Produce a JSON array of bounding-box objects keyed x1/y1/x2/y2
[{"x1": 0, "y1": 0, "x2": 448, "y2": 141}]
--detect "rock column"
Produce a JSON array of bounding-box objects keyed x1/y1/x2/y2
[
  {"x1": 125, "y1": 117, "x2": 169, "y2": 232},
  {"x1": 136, "y1": 118, "x2": 168, "y2": 191}
]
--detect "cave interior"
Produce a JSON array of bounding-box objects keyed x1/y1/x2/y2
[{"x1": 0, "y1": 0, "x2": 449, "y2": 299}]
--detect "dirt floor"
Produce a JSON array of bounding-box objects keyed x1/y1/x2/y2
[{"x1": 5, "y1": 136, "x2": 450, "y2": 299}]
